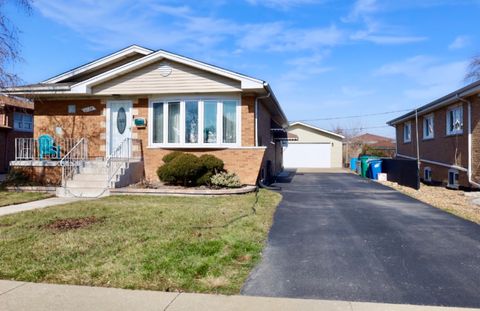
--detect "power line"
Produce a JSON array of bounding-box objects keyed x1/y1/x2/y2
[
  {"x1": 338, "y1": 125, "x2": 391, "y2": 131},
  {"x1": 289, "y1": 108, "x2": 414, "y2": 122}
]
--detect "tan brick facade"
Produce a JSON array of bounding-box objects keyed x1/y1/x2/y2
[
  {"x1": 21, "y1": 94, "x2": 280, "y2": 185},
  {"x1": 395, "y1": 95, "x2": 480, "y2": 188},
  {"x1": 34, "y1": 99, "x2": 106, "y2": 158}
]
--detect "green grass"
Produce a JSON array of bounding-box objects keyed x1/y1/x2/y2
[
  {"x1": 0, "y1": 190, "x2": 281, "y2": 294},
  {"x1": 0, "y1": 191, "x2": 53, "y2": 207}
]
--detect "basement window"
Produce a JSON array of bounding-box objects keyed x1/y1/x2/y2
[
  {"x1": 448, "y1": 169, "x2": 459, "y2": 188},
  {"x1": 424, "y1": 167, "x2": 431, "y2": 182}
]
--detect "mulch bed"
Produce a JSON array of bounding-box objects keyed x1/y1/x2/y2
[{"x1": 43, "y1": 216, "x2": 104, "y2": 231}]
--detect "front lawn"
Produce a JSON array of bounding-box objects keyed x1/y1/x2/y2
[
  {"x1": 0, "y1": 191, "x2": 53, "y2": 207},
  {"x1": 0, "y1": 190, "x2": 281, "y2": 294}
]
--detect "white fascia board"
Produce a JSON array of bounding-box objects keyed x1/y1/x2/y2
[
  {"x1": 71, "y1": 49, "x2": 265, "y2": 94},
  {"x1": 289, "y1": 121, "x2": 345, "y2": 139},
  {"x1": 43, "y1": 45, "x2": 153, "y2": 84}
]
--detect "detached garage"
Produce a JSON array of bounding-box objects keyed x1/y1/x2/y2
[{"x1": 284, "y1": 122, "x2": 344, "y2": 168}]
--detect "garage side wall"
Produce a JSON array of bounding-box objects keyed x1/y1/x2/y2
[{"x1": 288, "y1": 125, "x2": 343, "y2": 168}]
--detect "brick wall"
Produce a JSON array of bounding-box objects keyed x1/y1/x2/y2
[
  {"x1": 34, "y1": 99, "x2": 106, "y2": 158},
  {"x1": 395, "y1": 95, "x2": 480, "y2": 188},
  {"x1": 256, "y1": 101, "x2": 283, "y2": 179}
]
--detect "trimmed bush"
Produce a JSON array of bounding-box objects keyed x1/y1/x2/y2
[
  {"x1": 157, "y1": 153, "x2": 202, "y2": 186},
  {"x1": 157, "y1": 152, "x2": 227, "y2": 187},
  {"x1": 211, "y1": 172, "x2": 242, "y2": 188},
  {"x1": 162, "y1": 151, "x2": 184, "y2": 164},
  {"x1": 198, "y1": 154, "x2": 224, "y2": 173}
]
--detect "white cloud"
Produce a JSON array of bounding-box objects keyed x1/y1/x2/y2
[
  {"x1": 341, "y1": 86, "x2": 375, "y2": 97},
  {"x1": 376, "y1": 55, "x2": 468, "y2": 101},
  {"x1": 343, "y1": 0, "x2": 378, "y2": 22},
  {"x1": 245, "y1": 0, "x2": 322, "y2": 9},
  {"x1": 449, "y1": 35, "x2": 471, "y2": 50}
]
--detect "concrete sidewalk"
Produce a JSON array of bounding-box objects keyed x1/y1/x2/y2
[
  {"x1": 0, "y1": 281, "x2": 478, "y2": 311},
  {"x1": 0, "y1": 197, "x2": 86, "y2": 217}
]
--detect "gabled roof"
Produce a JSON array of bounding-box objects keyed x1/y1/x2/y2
[
  {"x1": 352, "y1": 133, "x2": 394, "y2": 144},
  {"x1": 289, "y1": 122, "x2": 345, "y2": 139},
  {"x1": 43, "y1": 45, "x2": 153, "y2": 84},
  {"x1": 387, "y1": 79, "x2": 480, "y2": 126}
]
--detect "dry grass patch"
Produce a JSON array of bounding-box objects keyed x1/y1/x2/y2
[
  {"x1": 0, "y1": 189, "x2": 281, "y2": 294},
  {"x1": 380, "y1": 181, "x2": 480, "y2": 224}
]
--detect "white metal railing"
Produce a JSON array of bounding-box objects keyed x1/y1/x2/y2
[
  {"x1": 14, "y1": 138, "x2": 83, "y2": 161},
  {"x1": 59, "y1": 138, "x2": 88, "y2": 187},
  {"x1": 106, "y1": 138, "x2": 142, "y2": 187}
]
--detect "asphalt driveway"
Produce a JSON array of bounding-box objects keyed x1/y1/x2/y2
[{"x1": 242, "y1": 172, "x2": 480, "y2": 308}]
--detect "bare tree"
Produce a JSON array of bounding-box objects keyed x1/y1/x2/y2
[
  {"x1": 0, "y1": 0, "x2": 32, "y2": 88},
  {"x1": 465, "y1": 55, "x2": 480, "y2": 83}
]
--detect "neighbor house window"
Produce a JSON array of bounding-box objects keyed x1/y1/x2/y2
[
  {"x1": 149, "y1": 99, "x2": 239, "y2": 146},
  {"x1": 446, "y1": 105, "x2": 463, "y2": 135},
  {"x1": 424, "y1": 167, "x2": 432, "y2": 182},
  {"x1": 404, "y1": 122, "x2": 412, "y2": 143},
  {"x1": 152, "y1": 102, "x2": 164, "y2": 144},
  {"x1": 448, "y1": 169, "x2": 459, "y2": 188},
  {"x1": 423, "y1": 114, "x2": 434, "y2": 139},
  {"x1": 13, "y1": 112, "x2": 33, "y2": 132},
  {"x1": 68, "y1": 104, "x2": 76, "y2": 114}
]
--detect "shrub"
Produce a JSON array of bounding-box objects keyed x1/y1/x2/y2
[
  {"x1": 157, "y1": 153, "x2": 202, "y2": 186},
  {"x1": 198, "y1": 154, "x2": 224, "y2": 173},
  {"x1": 162, "y1": 151, "x2": 184, "y2": 164},
  {"x1": 157, "y1": 152, "x2": 227, "y2": 187},
  {"x1": 211, "y1": 172, "x2": 242, "y2": 188}
]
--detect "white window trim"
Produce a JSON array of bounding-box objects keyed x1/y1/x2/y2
[
  {"x1": 13, "y1": 112, "x2": 33, "y2": 132},
  {"x1": 424, "y1": 167, "x2": 432, "y2": 182},
  {"x1": 403, "y1": 121, "x2": 412, "y2": 143},
  {"x1": 148, "y1": 95, "x2": 242, "y2": 148},
  {"x1": 446, "y1": 104, "x2": 463, "y2": 136},
  {"x1": 423, "y1": 114, "x2": 434, "y2": 140},
  {"x1": 448, "y1": 169, "x2": 459, "y2": 188}
]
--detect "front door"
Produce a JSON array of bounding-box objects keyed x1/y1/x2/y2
[{"x1": 107, "y1": 100, "x2": 132, "y2": 156}]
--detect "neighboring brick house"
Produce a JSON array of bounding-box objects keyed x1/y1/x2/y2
[
  {"x1": 387, "y1": 80, "x2": 480, "y2": 189},
  {"x1": 3, "y1": 45, "x2": 287, "y2": 192},
  {"x1": 0, "y1": 95, "x2": 34, "y2": 173}
]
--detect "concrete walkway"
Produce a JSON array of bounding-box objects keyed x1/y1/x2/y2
[
  {"x1": 0, "y1": 197, "x2": 86, "y2": 217},
  {"x1": 0, "y1": 280, "x2": 478, "y2": 311}
]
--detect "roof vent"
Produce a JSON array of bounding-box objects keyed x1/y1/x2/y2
[{"x1": 158, "y1": 64, "x2": 172, "y2": 77}]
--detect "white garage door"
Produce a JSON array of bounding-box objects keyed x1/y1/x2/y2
[{"x1": 283, "y1": 143, "x2": 331, "y2": 168}]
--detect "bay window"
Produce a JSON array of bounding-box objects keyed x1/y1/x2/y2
[{"x1": 149, "y1": 98, "x2": 240, "y2": 147}]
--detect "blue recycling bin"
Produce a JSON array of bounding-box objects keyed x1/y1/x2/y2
[
  {"x1": 350, "y1": 158, "x2": 358, "y2": 171},
  {"x1": 367, "y1": 160, "x2": 382, "y2": 180}
]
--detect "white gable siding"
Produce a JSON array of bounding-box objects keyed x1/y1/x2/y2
[{"x1": 91, "y1": 60, "x2": 241, "y2": 95}]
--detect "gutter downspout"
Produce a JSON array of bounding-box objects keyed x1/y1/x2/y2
[
  {"x1": 255, "y1": 92, "x2": 271, "y2": 147},
  {"x1": 456, "y1": 94, "x2": 480, "y2": 188}
]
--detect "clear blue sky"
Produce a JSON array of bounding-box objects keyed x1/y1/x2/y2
[{"x1": 6, "y1": 0, "x2": 480, "y2": 138}]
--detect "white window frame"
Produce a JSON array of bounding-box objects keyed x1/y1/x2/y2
[
  {"x1": 424, "y1": 167, "x2": 432, "y2": 182},
  {"x1": 403, "y1": 121, "x2": 412, "y2": 143},
  {"x1": 446, "y1": 105, "x2": 463, "y2": 136},
  {"x1": 423, "y1": 114, "x2": 434, "y2": 140},
  {"x1": 448, "y1": 169, "x2": 459, "y2": 188},
  {"x1": 13, "y1": 112, "x2": 33, "y2": 132},
  {"x1": 148, "y1": 95, "x2": 241, "y2": 148}
]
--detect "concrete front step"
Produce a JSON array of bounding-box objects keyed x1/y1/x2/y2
[
  {"x1": 80, "y1": 167, "x2": 109, "y2": 174},
  {"x1": 72, "y1": 174, "x2": 109, "y2": 182},
  {"x1": 56, "y1": 187, "x2": 110, "y2": 198},
  {"x1": 66, "y1": 180, "x2": 109, "y2": 188}
]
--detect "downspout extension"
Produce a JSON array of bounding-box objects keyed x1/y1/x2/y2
[{"x1": 456, "y1": 94, "x2": 480, "y2": 189}]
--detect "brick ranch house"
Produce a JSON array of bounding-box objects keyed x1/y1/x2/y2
[
  {"x1": 387, "y1": 79, "x2": 480, "y2": 189},
  {"x1": 0, "y1": 95, "x2": 34, "y2": 173},
  {"x1": 3, "y1": 45, "x2": 287, "y2": 195}
]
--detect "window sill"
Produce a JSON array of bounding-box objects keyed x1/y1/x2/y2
[
  {"x1": 422, "y1": 137, "x2": 434, "y2": 141},
  {"x1": 403, "y1": 141, "x2": 412, "y2": 144},
  {"x1": 446, "y1": 132, "x2": 463, "y2": 137}
]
